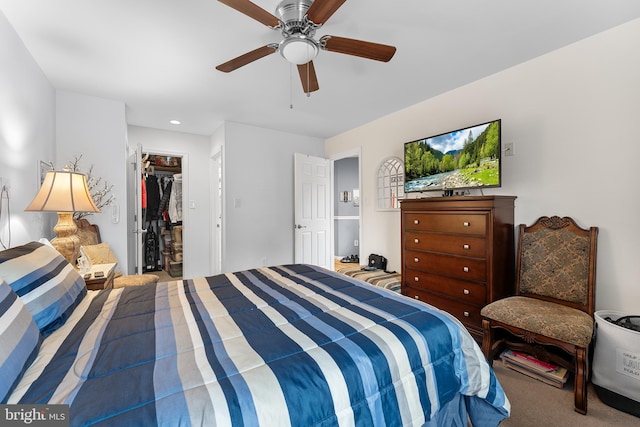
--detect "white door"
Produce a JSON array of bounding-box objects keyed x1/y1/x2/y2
[
  {"x1": 294, "y1": 153, "x2": 331, "y2": 269},
  {"x1": 128, "y1": 144, "x2": 145, "y2": 274}
]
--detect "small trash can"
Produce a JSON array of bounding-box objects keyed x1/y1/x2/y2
[{"x1": 592, "y1": 310, "x2": 640, "y2": 418}]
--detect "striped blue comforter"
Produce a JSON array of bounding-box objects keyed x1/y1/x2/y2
[{"x1": 9, "y1": 265, "x2": 510, "y2": 426}]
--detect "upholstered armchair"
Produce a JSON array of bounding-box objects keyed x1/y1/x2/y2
[{"x1": 481, "y1": 216, "x2": 598, "y2": 415}]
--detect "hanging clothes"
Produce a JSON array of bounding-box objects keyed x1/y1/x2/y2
[
  {"x1": 145, "y1": 174, "x2": 160, "y2": 223},
  {"x1": 141, "y1": 176, "x2": 147, "y2": 224},
  {"x1": 141, "y1": 177, "x2": 147, "y2": 209},
  {"x1": 168, "y1": 173, "x2": 182, "y2": 223},
  {"x1": 157, "y1": 177, "x2": 173, "y2": 224}
]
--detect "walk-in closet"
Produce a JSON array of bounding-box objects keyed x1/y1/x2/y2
[{"x1": 142, "y1": 153, "x2": 183, "y2": 280}]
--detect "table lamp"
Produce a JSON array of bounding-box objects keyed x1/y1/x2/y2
[{"x1": 25, "y1": 170, "x2": 100, "y2": 265}]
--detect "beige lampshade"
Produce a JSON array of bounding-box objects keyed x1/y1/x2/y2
[
  {"x1": 25, "y1": 170, "x2": 100, "y2": 265},
  {"x1": 25, "y1": 171, "x2": 100, "y2": 213}
]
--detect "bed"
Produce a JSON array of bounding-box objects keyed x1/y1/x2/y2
[{"x1": 1, "y1": 242, "x2": 510, "y2": 426}]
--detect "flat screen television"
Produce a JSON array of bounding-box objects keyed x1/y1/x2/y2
[{"x1": 404, "y1": 119, "x2": 501, "y2": 193}]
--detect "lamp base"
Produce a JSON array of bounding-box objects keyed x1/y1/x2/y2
[{"x1": 51, "y1": 212, "x2": 80, "y2": 266}]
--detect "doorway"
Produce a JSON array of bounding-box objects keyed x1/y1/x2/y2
[
  {"x1": 130, "y1": 148, "x2": 187, "y2": 280},
  {"x1": 143, "y1": 153, "x2": 183, "y2": 280},
  {"x1": 331, "y1": 148, "x2": 361, "y2": 270}
]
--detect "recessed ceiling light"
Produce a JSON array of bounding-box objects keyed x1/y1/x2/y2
[{"x1": 169, "y1": 119, "x2": 181, "y2": 125}]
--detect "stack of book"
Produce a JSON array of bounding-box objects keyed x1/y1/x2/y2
[{"x1": 500, "y1": 349, "x2": 569, "y2": 388}]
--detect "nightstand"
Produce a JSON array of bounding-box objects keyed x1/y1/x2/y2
[{"x1": 83, "y1": 263, "x2": 117, "y2": 290}]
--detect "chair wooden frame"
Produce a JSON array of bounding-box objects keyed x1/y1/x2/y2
[{"x1": 481, "y1": 216, "x2": 598, "y2": 414}]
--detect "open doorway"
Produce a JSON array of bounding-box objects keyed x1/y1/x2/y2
[
  {"x1": 332, "y1": 149, "x2": 361, "y2": 271},
  {"x1": 140, "y1": 152, "x2": 184, "y2": 281}
]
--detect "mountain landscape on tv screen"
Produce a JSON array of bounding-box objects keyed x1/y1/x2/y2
[{"x1": 405, "y1": 121, "x2": 500, "y2": 192}]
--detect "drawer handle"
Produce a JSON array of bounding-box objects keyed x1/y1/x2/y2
[
  {"x1": 414, "y1": 276, "x2": 419, "y2": 282},
  {"x1": 414, "y1": 219, "x2": 420, "y2": 225},
  {"x1": 463, "y1": 311, "x2": 470, "y2": 317},
  {"x1": 463, "y1": 221, "x2": 470, "y2": 227},
  {"x1": 414, "y1": 238, "x2": 419, "y2": 244},
  {"x1": 414, "y1": 295, "x2": 420, "y2": 300},
  {"x1": 463, "y1": 266, "x2": 469, "y2": 273},
  {"x1": 463, "y1": 289, "x2": 470, "y2": 295},
  {"x1": 463, "y1": 244, "x2": 470, "y2": 250},
  {"x1": 414, "y1": 257, "x2": 420, "y2": 263}
]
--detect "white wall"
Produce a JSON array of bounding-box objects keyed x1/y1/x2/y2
[
  {"x1": 325, "y1": 18, "x2": 640, "y2": 313},
  {"x1": 221, "y1": 122, "x2": 325, "y2": 272},
  {"x1": 0, "y1": 11, "x2": 56, "y2": 245},
  {"x1": 127, "y1": 125, "x2": 212, "y2": 279},
  {"x1": 55, "y1": 91, "x2": 129, "y2": 270}
]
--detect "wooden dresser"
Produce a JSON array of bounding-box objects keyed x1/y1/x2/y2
[{"x1": 400, "y1": 196, "x2": 516, "y2": 341}]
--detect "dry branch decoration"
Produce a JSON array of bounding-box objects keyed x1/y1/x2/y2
[{"x1": 63, "y1": 155, "x2": 115, "y2": 220}]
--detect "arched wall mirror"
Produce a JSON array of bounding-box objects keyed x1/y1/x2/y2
[{"x1": 377, "y1": 157, "x2": 404, "y2": 211}]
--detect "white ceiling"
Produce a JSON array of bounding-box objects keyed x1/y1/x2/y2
[{"x1": 2, "y1": 0, "x2": 640, "y2": 139}]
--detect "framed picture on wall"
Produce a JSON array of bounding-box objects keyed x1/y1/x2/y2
[{"x1": 38, "y1": 160, "x2": 50, "y2": 187}]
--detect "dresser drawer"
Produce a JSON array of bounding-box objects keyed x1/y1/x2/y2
[
  {"x1": 405, "y1": 250, "x2": 486, "y2": 282},
  {"x1": 404, "y1": 268, "x2": 486, "y2": 306},
  {"x1": 404, "y1": 213, "x2": 487, "y2": 235},
  {"x1": 404, "y1": 287, "x2": 482, "y2": 328},
  {"x1": 405, "y1": 232, "x2": 486, "y2": 257}
]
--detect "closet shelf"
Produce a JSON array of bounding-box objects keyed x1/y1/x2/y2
[{"x1": 153, "y1": 165, "x2": 181, "y2": 173}]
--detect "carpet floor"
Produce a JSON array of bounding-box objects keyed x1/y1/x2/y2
[
  {"x1": 145, "y1": 269, "x2": 180, "y2": 282},
  {"x1": 494, "y1": 363, "x2": 638, "y2": 426}
]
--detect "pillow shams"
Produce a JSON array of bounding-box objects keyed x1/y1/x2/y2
[
  {"x1": 0, "y1": 241, "x2": 87, "y2": 336},
  {"x1": 0, "y1": 278, "x2": 41, "y2": 403}
]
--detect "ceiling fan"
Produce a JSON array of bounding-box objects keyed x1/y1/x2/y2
[{"x1": 215, "y1": 0, "x2": 397, "y2": 93}]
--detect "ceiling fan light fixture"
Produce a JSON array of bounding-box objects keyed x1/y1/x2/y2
[
  {"x1": 216, "y1": 0, "x2": 396, "y2": 93},
  {"x1": 280, "y1": 36, "x2": 318, "y2": 65}
]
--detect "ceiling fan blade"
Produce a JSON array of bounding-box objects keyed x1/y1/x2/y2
[
  {"x1": 216, "y1": 45, "x2": 277, "y2": 72},
  {"x1": 218, "y1": 0, "x2": 280, "y2": 27},
  {"x1": 297, "y1": 61, "x2": 319, "y2": 93},
  {"x1": 321, "y1": 35, "x2": 396, "y2": 62},
  {"x1": 306, "y1": 0, "x2": 347, "y2": 24}
]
